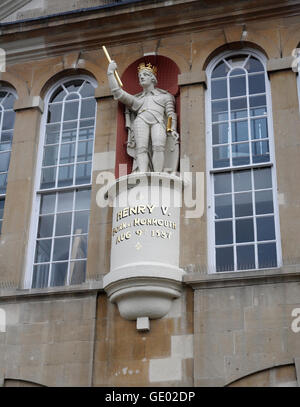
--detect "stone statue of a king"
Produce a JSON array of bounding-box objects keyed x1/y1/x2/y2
[{"x1": 107, "y1": 60, "x2": 179, "y2": 173}]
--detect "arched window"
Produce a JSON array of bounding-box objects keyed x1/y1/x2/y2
[
  {"x1": 0, "y1": 87, "x2": 17, "y2": 233},
  {"x1": 29, "y1": 77, "x2": 97, "y2": 288},
  {"x1": 206, "y1": 51, "x2": 281, "y2": 272}
]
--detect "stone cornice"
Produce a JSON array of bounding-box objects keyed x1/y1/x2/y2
[
  {"x1": 0, "y1": 0, "x2": 31, "y2": 21},
  {"x1": 183, "y1": 265, "x2": 300, "y2": 289},
  {"x1": 1, "y1": 1, "x2": 300, "y2": 64}
]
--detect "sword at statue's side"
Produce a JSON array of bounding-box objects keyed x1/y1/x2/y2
[{"x1": 102, "y1": 45, "x2": 123, "y2": 88}]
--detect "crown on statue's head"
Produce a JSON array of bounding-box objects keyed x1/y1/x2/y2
[{"x1": 138, "y1": 62, "x2": 158, "y2": 77}]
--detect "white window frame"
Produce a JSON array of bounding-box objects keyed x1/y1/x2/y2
[
  {"x1": 205, "y1": 49, "x2": 282, "y2": 273},
  {"x1": 0, "y1": 86, "x2": 18, "y2": 232},
  {"x1": 24, "y1": 75, "x2": 97, "y2": 288}
]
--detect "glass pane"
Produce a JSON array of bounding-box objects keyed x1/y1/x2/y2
[
  {"x1": 235, "y1": 192, "x2": 253, "y2": 217},
  {"x1": 55, "y1": 212, "x2": 72, "y2": 236},
  {"x1": 252, "y1": 140, "x2": 270, "y2": 163},
  {"x1": 45, "y1": 124, "x2": 60, "y2": 144},
  {"x1": 211, "y1": 79, "x2": 227, "y2": 100},
  {"x1": 2, "y1": 111, "x2": 15, "y2": 130},
  {"x1": 256, "y1": 216, "x2": 275, "y2": 241},
  {"x1": 53, "y1": 237, "x2": 70, "y2": 261},
  {"x1": 2, "y1": 93, "x2": 15, "y2": 109},
  {"x1": 230, "y1": 97, "x2": 247, "y2": 119},
  {"x1": 230, "y1": 68, "x2": 245, "y2": 76},
  {"x1": 214, "y1": 173, "x2": 231, "y2": 194},
  {"x1": 38, "y1": 215, "x2": 54, "y2": 238},
  {"x1": 254, "y1": 168, "x2": 272, "y2": 190},
  {"x1": 0, "y1": 198, "x2": 5, "y2": 219},
  {"x1": 251, "y1": 118, "x2": 268, "y2": 140},
  {"x1": 0, "y1": 151, "x2": 10, "y2": 172},
  {"x1": 247, "y1": 57, "x2": 264, "y2": 73},
  {"x1": 212, "y1": 61, "x2": 228, "y2": 78},
  {"x1": 79, "y1": 126, "x2": 94, "y2": 140},
  {"x1": 250, "y1": 95, "x2": 267, "y2": 116},
  {"x1": 216, "y1": 247, "x2": 234, "y2": 272},
  {"x1": 43, "y1": 145, "x2": 58, "y2": 166},
  {"x1": 77, "y1": 141, "x2": 93, "y2": 162},
  {"x1": 0, "y1": 142, "x2": 11, "y2": 152},
  {"x1": 80, "y1": 119, "x2": 94, "y2": 129},
  {"x1": 32, "y1": 264, "x2": 49, "y2": 289},
  {"x1": 212, "y1": 100, "x2": 228, "y2": 122},
  {"x1": 215, "y1": 195, "x2": 232, "y2": 219},
  {"x1": 236, "y1": 218, "x2": 254, "y2": 243},
  {"x1": 62, "y1": 121, "x2": 77, "y2": 142},
  {"x1": 255, "y1": 190, "x2": 274, "y2": 214},
  {"x1": 41, "y1": 194, "x2": 56, "y2": 214},
  {"x1": 232, "y1": 143, "x2": 250, "y2": 166},
  {"x1": 47, "y1": 104, "x2": 62, "y2": 123},
  {"x1": 40, "y1": 167, "x2": 56, "y2": 189},
  {"x1": 227, "y1": 55, "x2": 246, "y2": 66},
  {"x1": 237, "y1": 245, "x2": 255, "y2": 270},
  {"x1": 1, "y1": 131, "x2": 13, "y2": 143},
  {"x1": 73, "y1": 211, "x2": 89, "y2": 234},
  {"x1": 71, "y1": 235, "x2": 88, "y2": 259},
  {"x1": 249, "y1": 74, "x2": 265, "y2": 94},
  {"x1": 212, "y1": 123, "x2": 228, "y2": 145},
  {"x1": 64, "y1": 101, "x2": 79, "y2": 121},
  {"x1": 232, "y1": 120, "x2": 248, "y2": 142},
  {"x1": 80, "y1": 99, "x2": 96, "y2": 119},
  {"x1": 258, "y1": 243, "x2": 277, "y2": 268},
  {"x1": 230, "y1": 76, "x2": 246, "y2": 97},
  {"x1": 213, "y1": 145, "x2": 230, "y2": 168},
  {"x1": 65, "y1": 80, "x2": 83, "y2": 93},
  {"x1": 50, "y1": 86, "x2": 66, "y2": 103},
  {"x1": 57, "y1": 191, "x2": 74, "y2": 212},
  {"x1": 80, "y1": 82, "x2": 95, "y2": 97},
  {"x1": 75, "y1": 189, "x2": 91, "y2": 210},
  {"x1": 66, "y1": 93, "x2": 79, "y2": 101},
  {"x1": 0, "y1": 173, "x2": 7, "y2": 194},
  {"x1": 75, "y1": 163, "x2": 91, "y2": 185},
  {"x1": 60, "y1": 143, "x2": 75, "y2": 164},
  {"x1": 35, "y1": 239, "x2": 52, "y2": 263},
  {"x1": 70, "y1": 261, "x2": 87, "y2": 285},
  {"x1": 58, "y1": 165, "x2": 74, "y2": 187},
  {"x1": 215, "y1": 220, "x2": 233, "y2": 245},
  {"x1": 50, "y1": 262, "x2": 68, "y2": 287}
]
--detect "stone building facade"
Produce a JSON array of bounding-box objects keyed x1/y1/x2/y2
[{"x1": 0, "y1": 0, "x2": 300, "y2": 387}]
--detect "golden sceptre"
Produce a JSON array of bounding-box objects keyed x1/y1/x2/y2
[{"x1": 102, "y1": 45, "x2": 123, "y2": 88}]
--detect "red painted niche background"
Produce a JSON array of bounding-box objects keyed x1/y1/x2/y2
[{"x1": 115, "y1": 55, "x2": 180, "y2": 178}]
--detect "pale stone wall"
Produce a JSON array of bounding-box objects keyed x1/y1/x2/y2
[
  {"x1": 93, "y1": 288, "x2": 194, "y2": 386},
  {"x1": 185, "y1": 268, "x2": 300, "y2": 386},
  {"x1": 0, "y1": 290, "x2": 97, "y2": 387}
]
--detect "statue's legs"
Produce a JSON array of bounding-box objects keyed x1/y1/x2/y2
[
  {"x1": 151, "y1": 123, "x2": 167, "y2": 172},
  {"x1": 133, "y1": 118, "x2": 150, "y2": 172}
]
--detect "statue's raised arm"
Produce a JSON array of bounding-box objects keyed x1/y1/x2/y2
[{"x1": 107, "y1": 60, "x2": 179, "y2": 173}]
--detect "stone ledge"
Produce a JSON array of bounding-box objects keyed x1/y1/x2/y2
[
  {"x1": 267, "y1": 56, "x2": 294, "y2": 73},
  {"x1": 183, "y1": 265, "x2": 300, "y2": 289},
  {"x1": 0, "y1": 279, "x2": 104, "y2": 300},
  {"x1": 94, "y1": 85, "x2": 112, "y2": 99},
  {"x1": 14, "y1": 96, "x2": 44, "y2": 113}
]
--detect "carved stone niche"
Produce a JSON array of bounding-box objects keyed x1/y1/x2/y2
[{"x1": 103, "y1": 172, "x2": 185, "y2": 331}]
